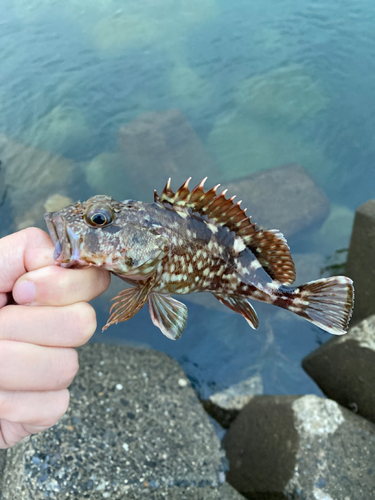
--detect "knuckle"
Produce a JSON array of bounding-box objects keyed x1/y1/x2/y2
[
  {"x1": 57, "y1": 348, "x2": 79, "y2": 388},
  {"x1": 41, "y1": 390, "x2": 70, "y2": 427},
  {"x1": 98, "y1": 268, "x2": 111, "y2": 292},
  {"x1": 71, "y1": 303, "x2": 97, "y2": 345},
  {"x1": 0, "y1": 391, "x2": 14, "y2": 417}
]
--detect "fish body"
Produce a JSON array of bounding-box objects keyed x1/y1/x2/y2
[{"x1": 44, "y1": 178, "x2": 354, "y2": 339}]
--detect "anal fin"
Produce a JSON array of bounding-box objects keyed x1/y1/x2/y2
[
  {"x1": 102, "y1": 276, "x2": 156, "y2": 331},
  {"x1": 213, "y1": 294, "x2": 259, "y2": 329},
  {"x1": 147, "y1": 293, "x2": 188, "y2": 340}
]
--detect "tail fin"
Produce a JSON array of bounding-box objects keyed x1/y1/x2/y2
[{"x1": 292, "y1": 276, "x2": 354, "y2": 335}]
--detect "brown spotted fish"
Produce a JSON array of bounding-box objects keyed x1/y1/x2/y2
[{"x1": 44, "y1": 178, "x2": 354, "y2": 339}]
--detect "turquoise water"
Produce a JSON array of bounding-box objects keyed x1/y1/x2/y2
[{"x1": 1, "y1": 0, "x2": 374, "y2": 399}]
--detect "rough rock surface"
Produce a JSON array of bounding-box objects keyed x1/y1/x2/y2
[
  {"x1": 0, "y1": 449, "x2": 6, "y2": 495},
  {"x1": 203, "y1": 375, "x2": 263, "y2": 428},
  {"x1": 0, "y1": 343, "x2": 243, "y2": 499},
  {"x1": 222, "y1": 164, "x2": 330, "y2": 238},
  {"x1": 346, "y1": 199, "x2": 375, "y2": 323},
  {"x1": 302, "y1": 315, "x2": 375, "y2": 424},
  {"x1": 223, "y1": 395, "x2": 375, "y2": 500},
  {"x1": 118, "y1": 109, "x2": 219, "y2": 201}
]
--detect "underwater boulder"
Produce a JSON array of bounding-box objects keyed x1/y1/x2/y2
[
  {"x1": 221, "y1": 163, "x2": 330, "y2": 238},
  {"x1": 0, "y1": 133, "x2": 74, "y2": 229},
  {"x1": 205, "y1": 112, "x2": 337, "y2": 184},
  {"x1": 234, "y1": 64, "x2": 328, "y2": 124},
  {"x1": 84, "y1": 152, "x2": 132, "y2": 201},
  {"x1": 118, "y1": 109, "x2": 219, "y2": 201}
]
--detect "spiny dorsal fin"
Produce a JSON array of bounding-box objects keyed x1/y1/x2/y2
[{"x1": 154, "y1": 178, "x2": 296, "y2": 285}]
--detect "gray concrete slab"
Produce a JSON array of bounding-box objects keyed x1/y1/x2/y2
[
  {"x1": 303, "y1": 314, "x2": 375, "y2": 424},
  {"x1": 346, "y1": 199, "x2": 375, "y2": 323},
  {"x1": 223, "y1": 395, "x2": 375, "y2": 500}
]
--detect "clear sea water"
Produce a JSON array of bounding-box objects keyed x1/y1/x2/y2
[{"x1": 0, "y1": 0, "x2": 374, "y2": 400}]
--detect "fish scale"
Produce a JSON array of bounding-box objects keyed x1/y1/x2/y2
[{"x1": 44, "y1": 178, "x2": 354, "y2": 340}]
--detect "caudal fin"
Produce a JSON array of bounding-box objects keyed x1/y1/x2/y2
[{"x1": 292, "y1": 276, "x2": 354, "y2": 335}]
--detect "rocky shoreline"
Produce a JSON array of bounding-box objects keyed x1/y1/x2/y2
[{"x1": 1, "y1": 316, "x2": 374, "y2": 499}]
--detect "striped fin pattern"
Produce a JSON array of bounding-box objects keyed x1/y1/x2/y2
[
  {"x1": 154, "y1": 178, "x2": 296, "y2": 285},
  {"x1": 291, "y1": 276, "x2": 354, "y2": 335}
]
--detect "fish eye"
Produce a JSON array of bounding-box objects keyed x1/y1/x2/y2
[{"x1": 85, "y1": 206, "x2": 114, "y2": 227}]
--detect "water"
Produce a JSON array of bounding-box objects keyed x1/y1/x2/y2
[{"x1": 1, "y1": 0, "x2": 374, "y2": 399}]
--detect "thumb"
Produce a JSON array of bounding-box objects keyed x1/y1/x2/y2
[{"x1": 0, "y1": 228, "x2": 55, "y2": 299}]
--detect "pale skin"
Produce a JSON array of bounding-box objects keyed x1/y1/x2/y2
[{"x1": 0, "y1": 228, "x2": 110, "y2": 448}]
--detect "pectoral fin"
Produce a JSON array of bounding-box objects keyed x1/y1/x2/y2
[
  {"x1": 147, "y1": 293, "x2": 188, "y2": 340},
  {"x1": 102, "y1": 276, "x2": 155, "y2": 331},
  {"x1": 213, "y1": 294, "x2": 259, "y2": 329}
]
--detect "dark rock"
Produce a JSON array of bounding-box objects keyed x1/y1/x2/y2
[
  {"x1": 118, "y1": 109, "x2": 219, "y2": 201},
  {"x1": 222, "y1": 164, "x2": 330, "y2": 238},
  {"x1": 203, "y1": 375, "x2": 263, "y2": 429},
  {"x1": 346, "y1": 199, "x2": 375, "y2": 323},
  {"x1": 302, "y1": 315, "x2": 375, "y2": 424},
  {"x1": 223, "y1": 394, "x2": 375, "y2": 500},
  {"x1": 0, "y1": 343, "x2": 244, "y2": 499}
]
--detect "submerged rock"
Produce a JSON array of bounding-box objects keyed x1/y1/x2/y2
[
  {"x1": 44, "y1": 193, "x2": 74, "y2": 213},
  {"x1": 15, "y1": 193, "x2": 73, "y2": 230},
  {"x1": 234, "y1": 64, "x2": 328, "y2": 124},
  {"x1": 205, "y1": 113, "x2": 337, "y2": 184},
  {"x1": 0, "y1": 343, "x2": 242, "y2": 499},
  {"x1": 23, "y1": 105, "x2": 92, "y2": 157},
  {"x1": 223, "y1": 395, "x2": 375, "y2": 499},
  {"x1": 84, "y1": 152, "x2": 131, "y2": 201},
  {"x1": 302, "y1": 315, "x2": 375, "y2": 425},
  {"x1": 0, "y1": 133, "x2": 74, "y2": 229},
  {"x1": 118, "y1": 109, "x2": 219, "y2": 201},
  {"x1": 221, "y1": 164, "x2": 330, "y2": 238},
  {"x1": 87, "y1": 0, "x2": 219, "y2": 53},
  {"x1": 169, "y1": 62, "x2": 212, "y2": 105}
]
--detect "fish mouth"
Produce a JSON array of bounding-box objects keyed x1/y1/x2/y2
[{"x1": 44, "y1": 213, "x2": 84, "y2": 267}]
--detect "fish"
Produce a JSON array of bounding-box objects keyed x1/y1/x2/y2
[{"x1": 44, "y1": 178, "x2": 354, "y2": 340}]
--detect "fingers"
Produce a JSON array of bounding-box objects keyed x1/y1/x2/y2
[
  {"x1": 0, "y1": 341, "x2": 79, "y2": 391},
  {"x1": 0, "y1": 228, "x2": 55, "y2": 294},
  {"x1": 0, "y1": 303, "x2": 97, "y2": 347},
  {"x1": 0, "y1": 293, "x2": 7, "y2": 309},
  {"x1": 0, "y1": 389, "x2": 69, "y2": 429},
  {"x1": 0, "y1": 390, "x2": 69, "y2": 448},
  {"x1": 13, "y1": 265, "x2": 111, "y2": 306}
]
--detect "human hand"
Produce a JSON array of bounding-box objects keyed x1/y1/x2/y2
[{"x1": 0, "y1": 227, "x2": 110, "y2": 448}]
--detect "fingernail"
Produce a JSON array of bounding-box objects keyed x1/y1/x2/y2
[{"x1": 13, "y1": 281, "x2": 36, "y2": 304}]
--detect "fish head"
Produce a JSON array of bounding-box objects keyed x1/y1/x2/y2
[{"x1": 44, "y1": 195, "x2": 165, "y2": 277}]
